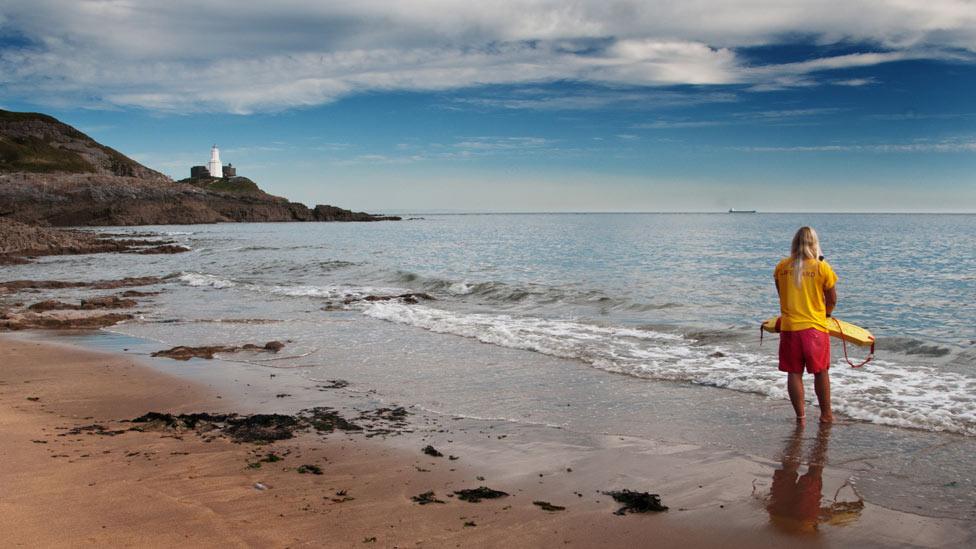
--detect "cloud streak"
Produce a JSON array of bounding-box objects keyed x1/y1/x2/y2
[
  {"x1": 1, "y1": 1, "x2": 974, "y2": 112},
  {"x1": 731, "y1": 141, "x2": 976, "y2": 153}
]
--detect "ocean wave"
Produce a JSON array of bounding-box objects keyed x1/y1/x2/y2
[
  {"x1": 392, "y1": 270, "x2": 680, "y2": 311},
  {"x1": 362, "y1": 301, "x2": 976, "y2": 436},
  {"x1": 876, "y1": 337, "x2": 953, "y2": 357},
  {"x1": 179, "y1": 272, "x2": 237, "y2": 289},
  {"x1": 177, "y1": 271, "x2": 403, "y2": 301}
]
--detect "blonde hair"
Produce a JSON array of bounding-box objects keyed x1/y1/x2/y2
[{"x1": 790, "y1": 226, "x2": 822, "y2": 288}]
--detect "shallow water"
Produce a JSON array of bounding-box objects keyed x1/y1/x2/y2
[
  {"x1": 4, "y1": 213, "x2": 975, "y2": 521},
  {"x1": 8, "y1": 213, "x2": 974, "y2": 436}
]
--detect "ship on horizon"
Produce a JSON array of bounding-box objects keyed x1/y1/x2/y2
[{"x1": 728, "y1": 208, "x2": 757, "y2": 213}]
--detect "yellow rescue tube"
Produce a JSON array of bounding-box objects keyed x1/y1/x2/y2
[{"x1": 762, "y1": 316, "x2": 875, "y2": 347}]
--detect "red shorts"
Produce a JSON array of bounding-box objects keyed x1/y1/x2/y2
[{"x1": 779, "y1": 328, "x2": 830, "y2": 374}]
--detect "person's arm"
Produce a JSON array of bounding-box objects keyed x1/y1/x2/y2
[{"x1": 824, "y1": 286, "x2": 837, "y2": 317}]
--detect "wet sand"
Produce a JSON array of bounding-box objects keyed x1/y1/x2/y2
[{"x1": 1, "y1": 336, "x2": 970, "y2": 548}]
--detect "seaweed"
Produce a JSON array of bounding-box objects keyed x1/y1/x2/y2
[
  {"x1": 411, "y1": 491, "x2": 446, "y2": 505},
  {"x1": 533, "y1": 501, "x2": 566, "y2": 512},
  {"x1": 297, "y1": 464, "x2": 323, "y2": 475},
  {"x1": 422, "y1": 445, "x2": 444, "y2": 457},
  {"x1": 66, "y1": 424, "x2": 126, "y2": 436},
  {"x1": 129, "y1": 412, "x2": 230, "y2": 430},
  {"x1": 224, "y1": 414, "x2": 300, "y2": 443},
  {"x1": 453, "y1": 487, "x2": 509, "y2": 502},
  {"x1": 318, "y1": 379, "x2": 349, "y2": 389},
  {"x1": 603, "y1": 490, "x2": 668, "y2": 515},
  {"x1": 301, "y1": 407, "x2": 362, "y2": 432}
]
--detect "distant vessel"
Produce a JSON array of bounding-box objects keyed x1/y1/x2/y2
[{"x1": 728, "y1": 208, "x2": 757, "y2": 214}]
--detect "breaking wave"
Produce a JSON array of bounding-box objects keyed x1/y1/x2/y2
[{"x1": 362, "y1": 301, "x2": 976, "y2": 436}]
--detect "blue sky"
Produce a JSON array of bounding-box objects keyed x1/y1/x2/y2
[{"x1": 1, "y1": 1, "x2": 974, "y2": 212}]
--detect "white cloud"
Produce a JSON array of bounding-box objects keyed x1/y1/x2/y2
[
  {"x1": 833, "y1": 77, "x2": 878, "y2": 86},
  {"x1": 1, "y1": 1, "x2": 975, "y2": 112},
  {"x1": 731, "y1": 140, "x2": 976, "y2": 153},
  {"x1": 633, "y1": 108, "x2": 842, "y2": 129}
]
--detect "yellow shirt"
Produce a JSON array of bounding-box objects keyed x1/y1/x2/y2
[{"x1": 774, "y1": 257, "x2": 838, "y2": 333}]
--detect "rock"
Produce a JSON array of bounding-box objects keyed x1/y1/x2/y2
[
  {"x1": 80, "y1": 296, "x2": 138, "y2": 309},
  {"x1": 311, "y1": 204, "x2": 400, "y2": 222},
  {"x1": 0, "y1": 311, "x2": 132, "y2": 330},
  {"x1": 0, "y1": 275, "x2": 166, "y2": 291},
  {"x1": 28, "y1": 296, "x2": 137, "y2": 311},
  {"x1": 151, "y1": 341, "x2": 285, "y2": 360},
  {"x1": 422, "y1": 445, "x2": 444, "y2": 457},
  {"x1": 263, "y1": 340, "x2": 285, "y2": 352},
  {"x1": 151, "y1": 345, "x2": 238, "y2": 360},
  {"x1": 118, "y1": 290, "x2": 159, "y2": 297},
  {"x1": 133, "y1": 244, "x2": 191, "y2": 254},
  {"x1": 0, "y1": 254, "x2": 29, "y2": 265}
]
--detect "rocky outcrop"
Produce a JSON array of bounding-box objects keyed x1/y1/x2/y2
[
  {"x1": 0, "y1": 110, "x2": 400, "y2": 226},
  {"x1": 0, "y1": 217, "x2": 130, "y2": 261},
  {"x1": 0, "y1": 218, "x2": 190, "y2": 263},
  {"x1": 27, "y1": 296, "x2": 138, "y2": 312},
  {"x1": 151, "y1": 341, "x2": 286, "y2": 361},
  {"x1": 0, "y1": 275, "x2": 167, "y2": 292},
  {"x1": 0, "y1": 310, "x2": 133, "y2": 330}
]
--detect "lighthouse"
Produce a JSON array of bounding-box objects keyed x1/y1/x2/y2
[{"x1": 207, "y1": 145, "x2": 222, "y2": 178}]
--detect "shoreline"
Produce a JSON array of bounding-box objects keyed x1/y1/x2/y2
[{"x1": 2, "y1": 334, "x2": 971, "y2": 547}]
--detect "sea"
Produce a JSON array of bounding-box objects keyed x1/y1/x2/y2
[{"x1": 5, "y1": 213, "x2": 975, "y2": 520}]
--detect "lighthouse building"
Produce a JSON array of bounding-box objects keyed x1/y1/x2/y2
[
  {"x1": 207, "y1": 145, "x2": 222, "y2": 178},
  {"x1": 190, "y1": 145, "x2": 238, "y2": 179}
]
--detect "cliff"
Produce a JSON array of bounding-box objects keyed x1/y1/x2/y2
[{"x1": 0, "y1": 110, "x2": 399, "y2": 226}]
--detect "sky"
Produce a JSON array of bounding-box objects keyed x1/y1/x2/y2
[{"x1": 1, "y1": 1, "x2": 975, "y2": 212}]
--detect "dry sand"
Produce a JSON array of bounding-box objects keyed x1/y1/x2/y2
[{"x1": 1, "y1": 336, "x2": 969, "y2": 548}]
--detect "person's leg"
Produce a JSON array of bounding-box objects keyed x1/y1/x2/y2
[
  {"x1": 780, "y1": 331, "x2": 806, "y2": 422},
  {"x1": 814, "y1": 372, "x2": 832, "y2": 423},
  {"x1": 787, "y1": 372, "x2": 805, "y2": 421}
]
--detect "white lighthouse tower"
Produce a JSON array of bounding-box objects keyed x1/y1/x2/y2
[{"x1": 207, "y1": 145, "x2": 222, "y2": 178}]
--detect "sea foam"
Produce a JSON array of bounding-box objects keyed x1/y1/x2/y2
[{"x1": 362, "y1": 301, "x2": 976, "y2": 436}]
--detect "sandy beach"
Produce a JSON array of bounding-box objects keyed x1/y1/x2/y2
[{"x1": 2, "y1": 334, "x2": 971, "y2": 548}]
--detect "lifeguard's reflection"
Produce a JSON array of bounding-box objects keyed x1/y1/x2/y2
[{"x1": 766, "y1": 422, "x2": 864, "y2": 534}]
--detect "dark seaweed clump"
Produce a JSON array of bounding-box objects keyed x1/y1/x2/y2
[
  {"x1": 317, "y1": 379, "x2": 349, "y2": 389},
  {"x1": 130, "y1": 412, "x2": 230, "y2": 430},
  {"x1": 297, "y1": 464, "x2": 323, "y2": 475},
  {"x1": 533, "y1": 501, "x2": 566, "y2": 512},
  {"x1": 131, "y1": 411, "x2": 313, "y2": 443},
  {"x1": 422, "y1": 445, "x2": 444, "y2": 457},
  {"x1": 453, "y1": 487, "x2": 509, "y2": 502},
  {"x1": 65, "y1": 424, "x2": 127, "y2": 436},
  {"x1": 127, "y1": 408, "x2": 365, "y2": 444},
  {"x1": 224, "y1": 414, "x2": 299, "y2": 443},
  {"x1": 411, "y1": 491, "x2": 446, "y2": 505},
  {"x1": 300, "y1": 407, "x2": 363, "y2": 432},
  {"x1": 603, "y1": 490, "x2": 668, "y2": 515}
]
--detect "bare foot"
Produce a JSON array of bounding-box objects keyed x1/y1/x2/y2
[{"x1": 820, "y1": 414, "x2": 834, "y2": 424}]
